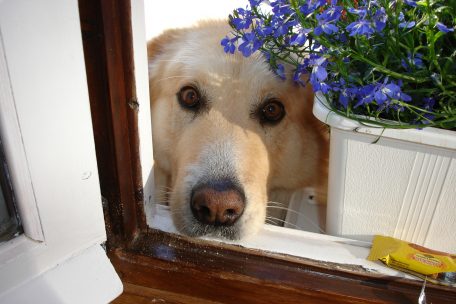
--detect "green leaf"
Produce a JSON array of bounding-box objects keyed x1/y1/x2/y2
[
  {"x1": 416, "y1": 1, "x2": 428, "y2": 7},
  {"x1": 433, "y1": 31, "x2": 444, "y2": 43}
]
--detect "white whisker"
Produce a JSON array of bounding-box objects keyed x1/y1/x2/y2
[
  {"x1": 266, "y1": 207, "x2": 326, "y2": 234},
  {"x1": 266, "y1": 200, "x2": 286, "y2": 207},
  {"x1": 266, "y1": 216, "x2": 306, "y2": 231}
]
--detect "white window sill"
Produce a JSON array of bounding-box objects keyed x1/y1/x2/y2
[
  {"x1": 149, "y1": 204, "x2": 416, "y2": 280},
  {"x1": 0, "y1": 244, "x2": 122, "y2": 304}
]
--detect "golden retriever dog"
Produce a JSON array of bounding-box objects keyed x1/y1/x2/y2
[{"x1": 148, "y1": 20, "x2": 328, "y2": 240}]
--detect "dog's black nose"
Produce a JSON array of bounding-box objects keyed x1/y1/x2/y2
[{"x1": 191, "y1": 181, "x2": 245, "y2": 226}]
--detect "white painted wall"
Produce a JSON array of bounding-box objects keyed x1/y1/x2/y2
[
  {"x1": 144, "y1": 0, "x2": 248, "y2": 40},
  {"x1": 2, "y1": 245, "x2": 122, "y2": 304},
  {"x1": 0, "y1": 0, "x2": 121, "y2": 301}
]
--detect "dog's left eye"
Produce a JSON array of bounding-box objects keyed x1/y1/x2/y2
[
  {"x1": 259, "y1": 99, "x2": 285, "y2": 124},
  {"x1": 177, "y1": 86, "x2": 202, "y2": 110}
]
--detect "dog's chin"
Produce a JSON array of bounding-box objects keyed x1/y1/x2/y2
[
  {"x1": 179, "y1": 220, "x2": 244, "y2": 240},
  {"x1": 171, "y1": 204, "x2": 263, "y2": 241}
]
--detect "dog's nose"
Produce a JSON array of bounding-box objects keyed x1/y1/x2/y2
[{"x1": 191, "y1": 182, "x2": 245, "y2": 226}]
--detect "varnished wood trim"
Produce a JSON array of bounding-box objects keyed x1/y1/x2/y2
[
  {"x1": 98, "y1": 0, "x2": 145, "y2": 243},
  {"x1": 108, "y1": 230, "x2": 455, "y2": 304},
  {"x1": 79, "y1": 0, "x2": 145, "y2": 248},
  {"x1": 112, "y1": 282, "x2": 222, "y2": 304}
]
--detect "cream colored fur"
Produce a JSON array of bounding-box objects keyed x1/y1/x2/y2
[{"x1": 148, "y1": 20, "x2": 328, "y2": 239}]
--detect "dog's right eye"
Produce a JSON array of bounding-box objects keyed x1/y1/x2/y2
[{"x1": 177, "y1": 86, "x2": 202, "y2": 110}]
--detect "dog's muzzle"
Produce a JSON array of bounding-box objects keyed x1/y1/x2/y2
[{"x1": 190, "y1": 180, "x2": 245, "y2": 226}]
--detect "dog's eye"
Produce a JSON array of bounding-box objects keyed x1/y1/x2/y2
[
  {"x1": 260, "y1": 99, "x2": 285, "y2": 124},
  {"x1": 177, "y1": 86, "x2": 201, "y2": 109}
]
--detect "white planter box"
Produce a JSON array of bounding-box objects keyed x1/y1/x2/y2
[{"x1": 313, "y1": 95, "x2": 456, "y2": 253}]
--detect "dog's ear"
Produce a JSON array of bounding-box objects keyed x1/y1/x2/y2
[{"x1": 147, "y1": 28, "x2": 186, "y2": 61}]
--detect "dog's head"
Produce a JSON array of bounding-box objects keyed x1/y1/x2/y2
[{"x1": 148, "y1": 21, "x2": 328, "y2": 240}]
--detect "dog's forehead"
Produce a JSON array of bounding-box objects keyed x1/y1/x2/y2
[
  {"x1": 180, "y1": 50, "x2": 272, "y2": 85},
  {"x1": 173, "y1": 27, "x2": 275, "y2": 80},
  {"x1": 197, "y1": 61, "x2": 284, "y2": 113}
]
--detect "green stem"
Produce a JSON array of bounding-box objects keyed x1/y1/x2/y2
[{"x1": 351, "y1": 53, "x2": 428, "y2": 83}]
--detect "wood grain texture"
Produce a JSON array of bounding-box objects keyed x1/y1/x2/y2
[
  {"x1": 112, "y1": 283, "x2": 222, "y2": 304},
  {"x1": 79, "y1": 0, "x2": 146, "y2": 248},
  {"x1": 108, "y1": 230, "x2": 456, "y2": 304}
]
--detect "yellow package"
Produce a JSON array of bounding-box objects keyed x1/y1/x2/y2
[{"x1": 367, "y1": 235, "x2": 456, "y2": 287}]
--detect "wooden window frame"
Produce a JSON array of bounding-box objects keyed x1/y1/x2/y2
[{"x1": 79, "y1": 0, "x2": 456, "y2": 302}]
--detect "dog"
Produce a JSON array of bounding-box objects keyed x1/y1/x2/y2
[{"x1": 148, "y1": 20, "x2": 328, "y2": 240}]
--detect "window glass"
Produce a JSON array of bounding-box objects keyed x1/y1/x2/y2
[{"x1": 0, "y1": 137, "x2": 22, "y2": 243}]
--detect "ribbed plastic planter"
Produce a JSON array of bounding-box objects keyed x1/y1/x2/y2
[{"x1": 313, "y1": 94, "x2": 456, "y2": 252}]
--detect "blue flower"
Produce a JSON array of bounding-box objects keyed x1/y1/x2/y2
[
  {"x1": 330, "y1": 79, "x2": 358, "y2": 108},
  {"x1": 336, "y1": 84, "x2": 356, "y2": 108},
  {"x1": 261, "y1": 50, "x2": 271, "y2": 62},
  {"x1": 221, "y1": 36, "x2": 237, "y2": 54},
  {"x1": 249, "y1": 0, "x2": 263, "y2": 8},
  {"x1": 313, "y1": 81, "x2": 331, "y2": 94},
  {"x1": 293, "y1": 64, "x2": 308, "y2": 86},
  {"x1": 308, "y1": 56, "x2": 330, "y2": 92},
  {"x1": 290, "y1": 27, "x2": 311, "y2": 46},
  {"x1": 398, "y1": 12, "x2": 415, "y2": 29},
  {"x1": 401, "y1": 52, "x2": 424, "y2": 70},
  {"x1": 398, "y1": 91, "x2": 412, "y2": 102},
  {"x1": 232, "y1": 8, "x2": 252, "y2": 30},
  {"x1": 313, "y1": 65, "x2": 327, "y2": 81},
  {"x1": 319, "y1": 6, "x2": 342, "y2": 22},
  {"x1": 310, "y1": 56, "x2": 328, "y2": 81},
  {"x1": 338, "y1": 90, "x2": 350, "y2": 108},
  {"x1": 423, "y1": 97, "x2": 435, "y2": 111},
  {"x1": 238, "y1": 33, "x2": 262, "y2": 57},
  {"x1": 354, "y1": 84, "x2": 377, "y2": 108},
  {"x1": 404, "y1": 0, "x2": 418, "y2": 7},
  {"x1": 271, "y1": 2, "x2": 293, "y2": 16},
  {"x1": 373, "y1": 7, "x2": 387, "y2": 32},
  {"x1": 231, "y1": 18, "x2": 251, "y2": 30},
  {"x1": 272, "y1": 19, "x2": 296, "y2": 38},
  {"x1": 299, "y1": 1, "x2": 325, "y2": 15},
  {"x1": 421, "y1": 113, "x2": 435, "y2": 125},
  {"x1": 374, "y1": 83, "x2": 399, "y2": 104},
  {"x1": 275, "y1": 64, "x2": 286, "y2": 80},
  {"x1": 347, "y1": 8, "x2": 367, "y2": 19},
  {"x1": 436, "y1": 22, "x2": 454, "y2": 33},
  {"x1": 373, "y1": 80, "x2": 410, "y2": 105},
  {"x1": 314, "y1": 13, "x2": 339, "y2": 36},
  {"x1": 254, "y1": 20, "x2": 273, "y2": 37},
  {"x1": 346, "y1": 19, "x2": 374, "y2": 37},
  {"x1": 399, "y1": 20, "x2": 415, "y2": 29}
]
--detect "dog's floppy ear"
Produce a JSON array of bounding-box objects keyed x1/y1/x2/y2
[
  {"x1": 147, "y1": 28, "x2": 186, "y2": 61},
  {"x1": 147, "y1": 29, "x2": 186, "y2": 102}
]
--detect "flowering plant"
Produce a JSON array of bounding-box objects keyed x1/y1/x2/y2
[{"x1": 221, "y1": 0, "x2": 456, "y2": 129}]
